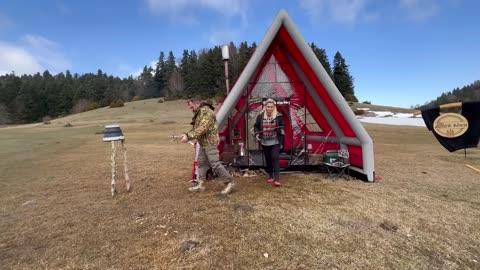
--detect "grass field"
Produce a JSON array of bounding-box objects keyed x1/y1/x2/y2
[{"x1": 1, "y1": 98, "x2": 479, "y2": 269}]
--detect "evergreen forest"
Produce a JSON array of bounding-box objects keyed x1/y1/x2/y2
[
  {"x1": 0, "y1": 41, "x2": 358, "y2": 124},
  {"x1": 417, "y1": 80, "x2": 480, "y2": 109}
]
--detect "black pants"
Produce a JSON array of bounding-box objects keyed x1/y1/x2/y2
[{"x1": 262, "y1": 144, "x2": 280, "y2": 181}]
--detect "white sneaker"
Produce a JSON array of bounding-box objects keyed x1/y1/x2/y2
[
  {"x1": 221, "y1": 182, "x2": 235, "y2": 195},
  {"x1": 188, "y1": 185, "x2": 205, "y2": 192}
]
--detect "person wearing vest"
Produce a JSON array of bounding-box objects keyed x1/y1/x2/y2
[
  {"x1": 180, "y1": 98, "x2": 235, "y2": 194},
  {"x1": 254, "y1": 98, "x2": 285, "y2": 186}
]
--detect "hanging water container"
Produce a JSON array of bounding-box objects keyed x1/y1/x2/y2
[{"x1": 103, "y1": 125, "x2": 125, "y2": 142}]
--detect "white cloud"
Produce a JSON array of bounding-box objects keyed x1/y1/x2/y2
[
  {"x1": 118, "y1": 63, "x2": 134, "y2": 73},
  {"x1": 299, "y1": 0, "x2": 450, "y2": 24},
  {"x1": 0, "y1": 43, "x2": 43, "y2": 75},
  {"x1": 299, "y1": 0, "x2": 373, "y2": 24},
  {"x1": 131, "y1": 60, "x2": 157, "y2": 78},
  {"x1": 399, "y1": 0, "x2": 441, "y2": 21},
  {"x1": 144, "y1": 0, "x2": 250, "y2": 25},
  {"x1": 23, "y1": 35, "x2": 71, "y2": 72},
  {"x1": 23, "y1": 34, "x2": 59, "y2": 49},
  {"x1": 0, "y1": 35, "x2": 71, "y2": 76},
  {"x1": 209, "y1": 30, "x2": 237, "y2": 46}
]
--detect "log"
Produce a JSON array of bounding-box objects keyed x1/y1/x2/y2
[
  {"x1": 440, "y1": 102, "x2": 462, "y2": 109},
  {"x1": 465, "y1": 164, "x2": 480, "y2": 173}
]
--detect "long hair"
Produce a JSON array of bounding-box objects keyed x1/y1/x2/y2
[{"x1": 263, "y1": 98, "x2": 277, "y2": 119}]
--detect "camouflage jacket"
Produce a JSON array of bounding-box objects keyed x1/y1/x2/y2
[{"x1": 186, "y1": 104, "x2": 220, "y2": 147}]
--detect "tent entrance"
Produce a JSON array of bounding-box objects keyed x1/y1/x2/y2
[{"x1": 242, "y1": 81, "x2": 309, "y2": 167}]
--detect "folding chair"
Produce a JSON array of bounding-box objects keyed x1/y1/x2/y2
[{"x1": 324, "y1": 149, "x2": 350, "y2": 180}]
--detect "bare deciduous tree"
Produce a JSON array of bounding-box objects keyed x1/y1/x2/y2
[
  {"x1": 70, "y1": 99, "x2": 92, "y2": 114},
  {"x1": 168, "y1": 70, "x2": 184, "y2": 97}
]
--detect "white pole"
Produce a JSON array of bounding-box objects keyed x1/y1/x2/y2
[
  {"x1": 121, "y1": 140, "x2": 131, "y2": 192},
  {"x1": 224, "y1": 61, "x2": 230, "y2": 95},
  {"x1": 222, "y1": 45, "x2": 230, "y2": 95},
  {"x1": 111, "y1": 141, "x2": 116, "y2": 196}
]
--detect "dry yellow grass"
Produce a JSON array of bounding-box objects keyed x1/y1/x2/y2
[{"x1": 0, "y1": 98, "x2": 479, "y2": 269}]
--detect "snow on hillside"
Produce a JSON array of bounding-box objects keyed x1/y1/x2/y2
[{"x1": 356, "y1": 108, "x2": 425, "y2": 127}]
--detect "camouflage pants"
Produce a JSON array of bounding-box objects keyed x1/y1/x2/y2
[{"x1": 198, "y1": 145, "x2": 232, "y2": 182}]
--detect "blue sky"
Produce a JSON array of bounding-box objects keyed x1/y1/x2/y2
[{"x1": 0, "y1": 0, "x2": 478, "y2": 108}]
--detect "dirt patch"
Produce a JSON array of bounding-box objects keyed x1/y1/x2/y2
[{"x1": 161, "y1": 120, "x2": 177, "y2": 125}]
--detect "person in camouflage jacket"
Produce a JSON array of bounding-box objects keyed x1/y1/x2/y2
[
  {"x1": 186, "y1": 102, "x2": 219, "y2": 147},
  {"x1": 181, "y1": 98, "x2": 234, "y2": 194}
]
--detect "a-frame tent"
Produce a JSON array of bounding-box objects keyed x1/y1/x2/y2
[{"x1": 216, "y1": 9, "x2": 375, "y2": 181}]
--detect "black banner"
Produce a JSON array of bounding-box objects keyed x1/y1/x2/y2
[{"x1": 421, "y1": 101, "x2": 480, "y2": 152}]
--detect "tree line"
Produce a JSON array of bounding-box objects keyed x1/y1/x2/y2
[
  {"x1": 416, "y1": 80, "x2": 480, "y2": 109},
  {"x1": 0, "y1": 41, "x2": 356, "y2": 124}
]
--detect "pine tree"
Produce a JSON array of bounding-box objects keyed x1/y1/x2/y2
[
  {"x1": 44, "y1": 71, "x2": 64, "y2": 117},
  {"x1": 227, "y1": 41, "x2": 238, "y2": 89},
  {"x1": 164, "y1": 51, "x2": 178, "y2": 97},
  {"x1": 0, "y1": 73, "x2": 19, "y2": 122},
  {"x1": 124, "y1": 76, "x2": 137, "y2": 100},
  {"x1": 14, "y1": 75, "x2": 45, "y2": 122},
  {"x1": 153, "y1": 51, "x2": 166, "y2": 97},
  {"x1": 180, "y1": 49, "x2": 197, "y2": 97},
  {"x1": 197, "y1": 49, "x2": 216, "y2": 97},
  {"x1": 235, "y1": 42, "x2": 250, "y2": 80},
  {"x1": 105, "y1": 76, "x2": 122, "y2": 104},
  {"x1": 72, "y1": 73, "x2": 90, "y2": 103},
  {"x1": 310, "y1": 43, "x2": 332, "y2": 78},
  {"x1": 139, "y1": 65, "x2": 155, "y2": 98},
  {"x1": 0, "y1": 73, "x2": 22, "y2": 116},
  {"x1": 249, "y1": 42, "x2": 257, "y2": 58},
  {"x1": 188, "y1": 50, "x2": 200, "y2": 96},
  {"x1": 95, "y1": 69, "x2": 108, "y2": 105},
  {"x1": 333, "y1": 51, "x2": 357, "y2": 102},
  {"x1": 213, "y1": 46, "x2": 228, "y2": 97},
  {"x1": 60, "y1": 70, "x2": 74, "y2": 115}
]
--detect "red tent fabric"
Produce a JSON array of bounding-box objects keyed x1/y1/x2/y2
[{"x1": 215, "y1": 10, "x2": 375, "y2": 181}]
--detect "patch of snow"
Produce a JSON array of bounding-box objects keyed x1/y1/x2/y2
[
  {"x1": 373, "y1": 111, "x2": 394, "y2": 117},
  {"x1": 392, "y1": 113, "x2": 415, "y2": 118},
  {"x1": 357, "y1": 111, "x2": 425, "y2": 127}
]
